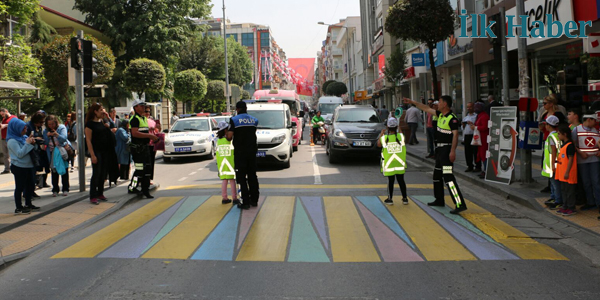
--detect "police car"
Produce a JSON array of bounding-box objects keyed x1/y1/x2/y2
[
  {"x1": 163, "y1": 116, "x2": 217, "y2": 163},
  {"x1": 246, "y1": 102, "x2": 295, "y2": 168}
]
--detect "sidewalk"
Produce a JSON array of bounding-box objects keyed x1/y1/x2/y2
[{"x1": 406, "y1": 130, "x2": 600, "y2": 236}]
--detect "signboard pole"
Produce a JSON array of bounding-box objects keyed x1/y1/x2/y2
[
  {"x1": 516, "y1": 0, "x2": 533, "y2": 183},
  {"x1": 500, "y1": 7, "x2": 510, "y2": 107},
  {"x1": 75, "y1": 30, "x2": 86, "y2": 192}
]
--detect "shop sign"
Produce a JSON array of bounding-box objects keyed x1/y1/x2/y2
[
  {"x1": 447, "y1": 36, "x2": 473, "y2": 58},
  {"x1": 485, "y1": 106, "x2": 518, "y2": 185},
  {"x1": 378, "y1": 54, "x2": 386, "y2": 79},
  {"x1": 372, "y1": 35, "x2": 384, "y2": 55},
  {"x1": 374, "y1": 78, "x2": 385, "y2": 91},
  {"x1": 404, "y1": 67, "x2": 415, "y2": 79},
  {"x1": 411, "y1": 54, "x2": 425, "y2": 67},
  {"x1": 425, "y1": 41, "x2": 445, "y2": 70}
]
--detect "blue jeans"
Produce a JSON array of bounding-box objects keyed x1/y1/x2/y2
[
  {"x1": 579, "y1": 162, "x2": 600, "y2": 206},
  {"x1": 550, "y1": 177, "x2": 562, "y2": 204},
  {"x1": 426, "y1": 127, "x2": 435, "y2": 156}
]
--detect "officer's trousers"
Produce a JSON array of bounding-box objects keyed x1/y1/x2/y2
[
  {"x1": 235, "y1": 152, "x2": 260, "y2": 204},
  {"x1": 432, "y1": 146, "x2": 466, "y2": 209},
  {"x1": 129, "y1": 146, "x2": 151, "y2": 194}
]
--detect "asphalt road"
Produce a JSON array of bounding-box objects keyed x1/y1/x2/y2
[{"x1": 1, "y1": 130, "x2": 600, "y2": 300}]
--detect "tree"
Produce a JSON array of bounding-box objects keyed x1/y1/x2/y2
[
  {"x1": 29, "y1": 11, "x2": 56, "y2": 53},
  {"x1": 384, "y1": 46, "x2": 408, "y2": 99},
  {"x1": 326, "y1": 82, "x2": 348, "y2": 97},
  {"x1": 38, "y1": 34, "x2": 115, "y2": 109},
  {"x1": 385, "y1": 0, "x2": 454, "y2": 100},
  {"x1": 124, "y1": 58, "x2": 166, "y2": 97},
  {"x1": 322, "y1": 80, "x2": 337, "y2": 95},
  {"x1": 174, "y1": 69, "x2": 207, "y2": 105},
  {"x1": 241, "y1": 90, "x2": 251, "y2": 100},
  {"x1": 227, "y1": 37, "x2": 253, "y2": 86},
  {"x1": 202, "y1": 80, "x2": 227, "y2": 113},
  {"x1": 178, "y1": 33, "x2": 225, "y2": 81},
  {"x1": 0, "y1": 0, "x2": 40, "y2": 80}
]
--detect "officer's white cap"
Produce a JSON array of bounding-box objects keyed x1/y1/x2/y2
[
  {"x1": 217, "y1": 121, "x2": 229, "y2": 131},
  {"x1": 132, "y1": 99, "x2": 146, "y2": 108}
]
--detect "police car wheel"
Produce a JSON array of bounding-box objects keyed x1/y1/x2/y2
[{"x1": 207, "y1": 145, "x2": 214, "y2": 159}]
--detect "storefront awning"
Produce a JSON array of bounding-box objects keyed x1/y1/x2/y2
[{"x1": 0, "y1": 81, "x2": 40, "y2": 99}]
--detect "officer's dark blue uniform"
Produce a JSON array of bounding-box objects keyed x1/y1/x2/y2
[{"x1": 229, "y1": 103, "x2": 260, "y2": 208}]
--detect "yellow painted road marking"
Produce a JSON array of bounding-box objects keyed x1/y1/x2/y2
[
  {"x1": 143, "y1": 196, "x2": 231, "y2": 260},
  {"x1": 0, "y1": 180, "x2": 16, "y2": 189},
  {"x1": 324, "y1": 197, "x2": 380, "y2": 262},
  {"x1": 384, "y1": 196, "x2": 476, "y2": 261},
  {"x1": 166, "y1": 184, "x2": 432, "y2": 190},
  {"x1": 52, "y1": 197, "x2": 182, "y2": 258},
  {"x1": 236, "y1": 196, "x2": 295, "y2": 262},
  {"x1": 454, "y1": 198, "x2": 567, "y2": 260}
]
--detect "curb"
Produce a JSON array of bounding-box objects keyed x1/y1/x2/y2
[
  {"x1": 0, "y1": 184, "x2": 159, "y2": 265},
  {"x1": 406, "y1": 151, "x2": 540, "y2": 211}
]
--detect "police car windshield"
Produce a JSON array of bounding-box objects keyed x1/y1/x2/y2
[
  {"x1": 335, "y1": 109, "x2": 380, "y2": 123},
  {"x1": 171, "y1": 119, "x2": 210, "y2": 132},
  {"x1": 213, "y1": 117, "x2": 230, "y2": 124},
  {"x1": 248, "y1": 110, "x2": 285, "y2": 129},
  {"x1": 319, "y1": 103, "x2": 341, "y2": 114}
]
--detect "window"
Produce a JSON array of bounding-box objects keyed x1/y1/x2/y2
[
  {"x1": 3, "y1": 16, "x2": 26, "y2": 41},
  {"x1": 226, "y1": 34, "x2": 238, "y2": 42},
  {"x1": 261, "y1": 32, "x2": 270, "y2": 47},
  {"x1": 242, "y1": 33, "x2": 254, "y2": 47}
]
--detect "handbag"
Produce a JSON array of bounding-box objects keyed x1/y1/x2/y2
[
  {"x1": 65, "y1": 143, "x2": 76, "y2": 160},
  {"x1": 471, "y1": 128, "x2": 482, "y2": 146},
  {"x1": 29, "y1": 146, "x2": 41, "y2": 167},
  {"x1": 51, "y1": 137, "x2": 69, "y2": 161}
]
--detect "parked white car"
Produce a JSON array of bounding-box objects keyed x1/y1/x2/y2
[{"x1": 163, "y1": 117, "x2": 217, "y2": 163}]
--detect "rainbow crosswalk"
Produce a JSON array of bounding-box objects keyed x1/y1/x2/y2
[{"x1": 52, "y1": 195, "x2": 568, "y2": 262}]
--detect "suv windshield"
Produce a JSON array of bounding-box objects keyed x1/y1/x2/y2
[
  {"x1": 171, "y1": 119, "x2": 210, "y2": 132},
  {"x1": 335, "y1": 109, "x2": 381, "y2": 123},
  {"x1": 319, "y1": 103, "x2": 341, "y2": 115},
  {"x1": 248, "y1": 110, "x2": 285, "y2": 129}
]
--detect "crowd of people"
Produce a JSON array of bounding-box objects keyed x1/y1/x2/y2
[{"x1": 0, "y1": 101, "x2": 165, "y2": 214}]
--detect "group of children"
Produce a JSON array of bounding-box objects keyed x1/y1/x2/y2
[{"x1": 542, "y1": 111, "x2": 600, "y2": 218}]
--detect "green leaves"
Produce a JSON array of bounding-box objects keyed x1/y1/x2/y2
[
  {"x1": 200, "y1": 80, "x2": 227, "y2": 113},
  {"x1": 385, "y1": 46, "x2": 408, "y2": 87},
  {"x1": 385, "y1": 0, "x2": 454, "y2": 46},
  {"x1": 1, "y1": 0, "x2": 40, "y2": 26},
  {"x1": 322, "y1": 80, "x2": 337, "y2": 96},
  {"x1": 124, "y1": 58, "x2": 166, "y2": 96},
  {"x1": 174, "y1": 69, "x2": 208, "y2": 103},
  {"x1": 326, "y1": 82, "x2": 348, "y2": 97}
]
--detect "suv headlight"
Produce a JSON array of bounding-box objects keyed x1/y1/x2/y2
[
  {"x1": 334, "y1": 129, "x2": 345, "y2": 138},
  {"x1": 197, "y1": 137, "x2": 209, "y2": 144},
  {"x1": 165, "y1": 139, "x2": 172, "y2": 146},
  {"x1": 271, "y1": 134, "x2": 286, "y2": 144}
]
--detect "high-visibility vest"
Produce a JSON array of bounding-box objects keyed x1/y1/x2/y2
[
  {"x1": 574, "y1": 124, "x2": 599, "y2": 155},
  {"x1": 555, "y1": 142, "x2": 577, "y2": 184},
  {"x1": 380, "y1": 133, "x2": 406, "y2": 176},
  {"x1": 542, "y1": 132, "x2": 560, "y2": 178},
  {"x1": 216, "y1": 138, "x2": 235, "y2": 180}
]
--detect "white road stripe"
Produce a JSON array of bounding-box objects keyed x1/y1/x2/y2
[
  {"x1": 311, "y1": 146, "x2": 322, "y2": 185},
  {"x1": 179, "y1": 177, "x2": 188, "y2": 182},
  {"x1": 189, "y1": 172, "x2": 197, "y2": 176}
]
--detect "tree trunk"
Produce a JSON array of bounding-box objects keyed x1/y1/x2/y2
[{"x1": 427, "y1": 42, "x2": 440, "y2": 100}]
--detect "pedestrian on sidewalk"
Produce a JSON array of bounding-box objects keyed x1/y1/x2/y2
[
  {"x1": 66, "y1": 112, "x2": 77, "y2": 172},
  {"x1": 572, "y1": 114, "x2": 600, "y2": 211},
  {"x1": 6, "y1": 118, "x2": 39, "y2": 214},
  {"x1": 567, "y1": 108, "x2": 581, "y2": 130},
  {"x1": 405, "y1": 104, "x2": 420, "y2": 145},
  {"x1": 566, "y1": 108, "x2": 586, "y2": 205},
  {"x1": 115, "y1": 119, "x2": 131, "y2": 180},
  {"x1": 216, "y1": 121, "x2": 238, "y2": 205},
  {"x1": 377, "y1": 115, "x2": 408, "y2": 205},
  {"x1": 471, "y1": 102, "x2": 489, "y2": 178},
  {"x1": 27, "y1": 112, "x2": 50, "y2": 191},
  {"x1": 1, "y1": 108, "x2": 17, "y2": 174},
  {"x1": 127, "y1": 101, "x2": 158, "y2": 199},
  {"x1": 462, "y1": 102, "x2": 480, "y2": 172},
  {"x1": 228, "y1": 101, "x2": 260, "y2": 210},
  {"x1": 542, "y1": 116, "x2": 562, "y2": 210},
  {"x1": 555, "y1": 124, "x2": 578, "y2": 216},
  {"x1": 485, "y1": 95, "x2": 502, "y2": 116},
  {"x1": 425, "y1": 99, "x2": 436, "y2": 158},
  {"x1": 379, "y1": 105, "x2": 389, "y2": 122},
  {"x1": 403, "y1": 96, "x2": 467, "y2": 214},
  {"x1": 85, "y1": 103, "x2": 113, "y2": 204},
  {"x1": 43, "y1": 115, "x2": 71, "y2": 197},
  {"x1": 170, "y1": 111, "x2": 179, "y2": 129}
]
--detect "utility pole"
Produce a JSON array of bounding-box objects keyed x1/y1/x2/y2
[
  {"x1": 223, "y1": 0, "x2": 231, "y2": 112},
  {"x1": 516, "y1": 0, "x2": 533, "y2": 183},
  {"x1": 500, "y1": 7, "x2": 509, "y2": 107},
  {"x1": 75, "y1": 30, "x2": 86, "y2": 192}
]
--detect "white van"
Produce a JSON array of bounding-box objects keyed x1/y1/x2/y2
[
  {"x1": 317, "y1": 96, "x2": 344, "y2": 120},
  {"x1": 246, "y1": 103, "x2": 295, "y2": 169}
]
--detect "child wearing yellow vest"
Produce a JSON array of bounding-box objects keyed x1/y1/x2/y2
[
  {"x1": 377, "y1": 116, "x2": 408, "y2": 205},
  {"x1": 543, "y1": 115, "x2": 563, "y2": 210},
  {"x1": 555, "y1": 124, "x2": 578, "y2": 216},
  {"x1": 216, "y1": 121, "x2": 239, "y2": 205}
]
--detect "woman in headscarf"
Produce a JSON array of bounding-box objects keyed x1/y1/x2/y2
[
  {"x1": 115, "y1": 119, "x2": 131, "y2": 180},
  {"x1": 6, "y1": 118, "x2": 39, "y2": 214},
  {"x1": 471, "y1": 102, "x2": 490, "y2": 179}
]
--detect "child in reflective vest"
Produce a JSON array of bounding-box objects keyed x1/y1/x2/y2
[
  {"x1": 216, "y1": 121, "x2": 238, "y2": 205},
  {"x1": 377, "y1": 115, "x2": 408, "y2": 205},
  {"x1": 555, "y1": 124, "x2": 577, "y2": 216},
  {"x1": 543, "y1": 115, "x2": 562, "y2": 209}
]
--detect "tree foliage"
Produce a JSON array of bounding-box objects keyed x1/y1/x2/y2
[
  {"x1": 124, "y1": 58, "x2": 166, "y2": 96},
  {"x1": 174, "y1": 69, "x2": 207, "y2": 104},
  {"x1": 201, "y1": 80, "x2": 227, "y2": 113},
  {"x1": 322, "y1": 80, "x2": 337, "y2": 95},
  {"x1": 384, "y1": 46, "x2": 408, "y2": 97},
  {"x1": 385, "y1": 0, "x2": 454, "y2": 99},
  {"x1": 241, "y1": 90, "x2": 251, "y2": 100},
  {"x1": 227, "y1": 37, "x2": 253, "y2": 86},
  {"x1": 0, "y1": 0, "x2": 40, "y2": 26},
  {"x1": 74, "y1": 0, "x2": 211, "y2": 67},
  {"x1": 38, "y1": 34, "x2": 115, "y2": 108},
  {"x1": 178, "y1": 33, "x2": 225, "y2": 80},
  {"x1": 326, "y1": 82, "x2": 348, "y2": 97},
  {"x1": 29, "y1": 12, "x2": 56, "y2": 53}
]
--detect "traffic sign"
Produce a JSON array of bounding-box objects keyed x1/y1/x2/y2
[{"x1": 518, "y1": 97, "x2": 538, "y2": 112}]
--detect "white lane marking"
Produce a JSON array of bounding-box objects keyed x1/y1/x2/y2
[
  {"x1": 311, "y1": 146, "x2": 322, "y2": 185},
  {"x1": 189, "y1": 172, "x2": 197, "y2": 176},
  {"x1": 179, "y1": 177, "x2": 188, "y2": 182}
]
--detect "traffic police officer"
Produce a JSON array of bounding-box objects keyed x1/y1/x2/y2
[
  {"x1": 227, "y1": 101, "x2": 260, "y2": 209},
  {"x1": 128, "y1": 100, "x2": 158, "y2": 198},
  {"x1": 403, "y1": 96, "x2": 467, "y2": 214}
]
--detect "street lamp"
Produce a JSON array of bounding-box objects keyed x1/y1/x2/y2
[{"x1": 223, "y1": 0, "x2": 231, "y2": 112}]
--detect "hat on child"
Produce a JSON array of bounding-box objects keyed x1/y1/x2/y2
[
  {"x1": 387, "y1": 117, "x2": 399, "y2": 128},
  {"x1": 546, "y1": 115, "x2": 559, "y2": 126},
  {"x1": 218, "y1": 121, "x2": 229, "y2": 131}
]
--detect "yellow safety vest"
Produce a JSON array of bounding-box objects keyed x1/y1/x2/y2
[
  {"x1": 216, "y1": 138, "x2": 235, "y2": 180},
  {"x1": 380, "y1": 133, "x2": 406, "y2": 176},
  {"x1": 542, "y1": 132, "x2": 560, "y2": 178}
]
